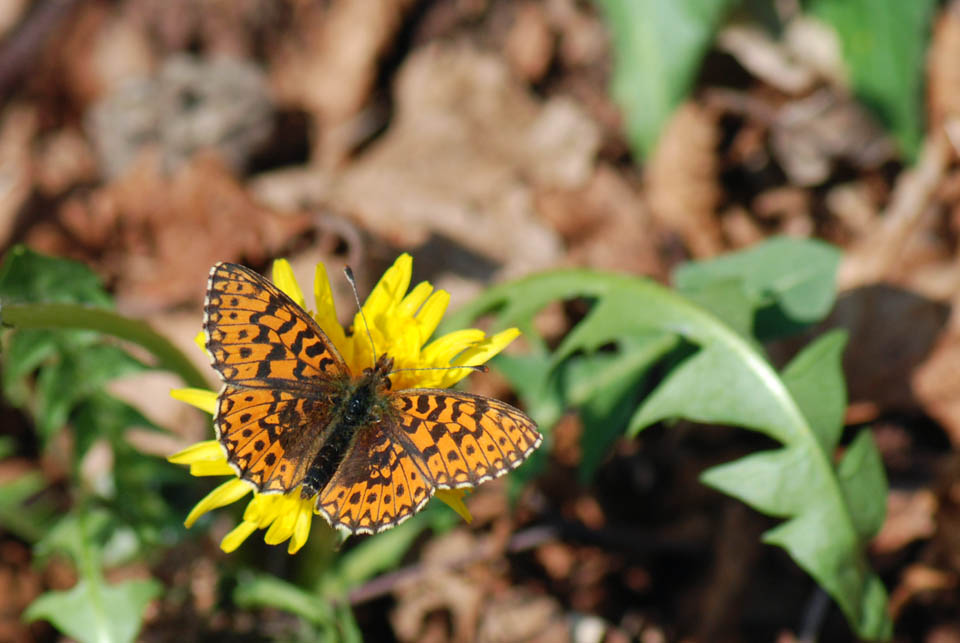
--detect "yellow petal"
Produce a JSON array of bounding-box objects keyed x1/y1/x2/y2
[
  {"x1": 264, "y1": 511, "x2": 296, "y2": 545},
  {"x1": 184, "y1": 478, "x2": 251, "y2": 527},
  {"x1": 363, "y1": 254, "x2": 412, "y2": 319},
  {"x1": 313, "y1": 262, "x2": 347, "y2": 344},
  {"x1": 170, "y1": 388, "x2": 218, "y2": 415},
  {"x1": 414, "y1": 289, "x2": 450, "y2": 345},
  {"x1": 220, "y1": 520, "x2": 259, "y2": 553},
  {"x1": 289, "y1": 507, "x2": 313, "y2": 554},
  {"x1": 272, "y1": 259, "x2": 306, "y2": 309},
  {"x1": 398, "y1": 282, "x2": 434, "y2": 319},
  {"x1": 435, "y1": 489, "x2": 472, "y2": 523},
  {"x1": 168, "y1": 440, "x2": 224, "y2": 464},
  {"x1": 441, "y1": 328, "x2": 521, "y2": 387},
  {"x1": 189, "y1": 460, "x2": 235, "y2": 477},
  {"x1": 194, "y1": 330, "x2": 206, "y2": 353},
  {"x1": 421, "y1": 329, "x2": 486, "y2": 366}
]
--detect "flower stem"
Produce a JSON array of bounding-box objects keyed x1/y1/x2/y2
[{"x1": 2, "y1": 302, "x2": 208, "y2": 389}]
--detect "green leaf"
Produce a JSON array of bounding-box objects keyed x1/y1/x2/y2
[
  {"x1": 674, "y1": 236, "x2": 841, "y2": 337},
  {"x1": 449, "y1": 246, "x2": 891, "y2": 639},
  {"x1": 568, "y1": 351, "x2": 648, "y2": 481},
  {"x1": 28, "y1": 510, "x2": 161, "y2": 643},
  {"x1": 35, "y1": 344, "x2": 147, "y2": 440},
  {"x1": 595, "y1": 0, "x2": 739, "y2": 158},
  {"x1": 807, "y1": 0, "x2": 935, "y2": 160},
  {"x1": 0, "y1": 245, "x2": 111, "y2": 305},
  {"x1": 236, "y1": 572, "x2": 337, "y2": 626},
  {"x1": 781, "y1": 330, "x2": 847, "y2": 453},
  {"x1": 837, "y1": 430, "x2": 888, "y2": 541},
  {"x1": 0, "y1": 472, "x2": 54, "y2": 542},
  {"x1": 24, "y1": 579, "x2": 161, "y2": 643}
]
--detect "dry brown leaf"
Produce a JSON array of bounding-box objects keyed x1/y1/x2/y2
[
  {"x1": 716, "y1": 24, "x2": 816, "y2": 94},
  {"x1": 34, "y1": 127, "x2": 98, "y2": 196},
  {"x1": 330, "y1": 42, "x2": 597, "y2": 278},
  {"x1": 536, "y1": 164, "x2": 664, "y2": 277},
  {"x1": 889, "y1": 564, "x2": 957, "y2": 619},
  {"x1": 0, "y1": 104, "x2": 36, "y2": 249},
  {"x1": 874, "y1": 490, "x2": 938, "y2": 554},
  {"x1": 840, "y1": 133, "x2": 950, "y2": 289},
  {"x1": 644, "y1": 101, "x2": 723, "y2": 258},
  {"x1": 929, "y1": 2, "x2": 960, "y2": 149},
  {"x1": 771, "y1": 89, "x2": 895, "y2": 187},
  {"x1": 476, "y1": 592, "x2": 569, "y2": 643},
  {"x1": 272, "y1": 0, "x2": 416, "y2": 166},
  {"x1": 87, "y1": 55, "x2": 273, "y2": 178},
  {"x1": 30, "y1": 152, "x2": 310, "y2": 311},
  {"x1": 505, "y1": 3, "x2": 554, "y2": 83},
  {"x1": 391, "y1": 531, "x2": 487, "y2": 643}
]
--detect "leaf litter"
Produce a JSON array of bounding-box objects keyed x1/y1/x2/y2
[{"x1": 5, "y1": 0, "x2": 960, "y2": 641}]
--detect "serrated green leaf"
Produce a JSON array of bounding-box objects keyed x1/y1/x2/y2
[
  {"x1": 808, "y1": 0, "x2": 935, "y2": 160},
  {"x1": 0, "y1": 245, "x2": 111, "y2": 305},
  {"x1": 701, "y1": 447, "x2": 819, "y2": 517},
  {"x1": 596, "y1": 0, "x2": 739, "y2": 158},
  {"x1": 674, "y1": 236, "x2": 841, "y2": 336},
  {"x1": 781, "y1": 329, "x2": 847, "y2": 453},
  {"x1": 629, "y1": 343, "x2": 798, "y2": 442},
  {"x1": 449, "y1": 238, "x2": 890, "y2": 639},
  {"x1": 838, "y1": 430, "x2": 888, "y2": 541},
  {"x1": 24, "y1": 578, "x2": 161, "y2": 643}
]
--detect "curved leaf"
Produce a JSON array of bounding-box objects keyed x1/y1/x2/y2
[{"x1": 447, "y1": 242, "x2": 890, "y2": 638}]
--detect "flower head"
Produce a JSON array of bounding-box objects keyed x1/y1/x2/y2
[{"x1": 169, "y1": 254, "x2": 522, "y2": 553}]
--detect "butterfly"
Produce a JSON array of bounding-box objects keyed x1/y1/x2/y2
[{"x1": 202, "y1": 262, "x2": 542, "y2": 535}]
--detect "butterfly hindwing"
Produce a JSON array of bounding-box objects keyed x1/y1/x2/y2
[
  {"x1": 316, "y1": 423, "x2": 434, "y2": 534},
  {"x1": 216, "y1": 385, "x2": 330, "y2": 493},
  {"x1": 390, "y1": 390, "x2": 541, "y2": 490},
  {"x1": 204, "y1": 262, "x2": 347, "y2": 389}
]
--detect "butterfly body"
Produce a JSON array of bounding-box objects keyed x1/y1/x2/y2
[
  {"x1": 296, "y1": 357, "x2": 397, "y2": 499},
  {"x1": 203, "y1": 262, "x2": 541, "y2": 534}
]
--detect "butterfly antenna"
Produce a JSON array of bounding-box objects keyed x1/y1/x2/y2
[
  {"x1": 389, "y1": 364, "x2": 489, "y2": 376},
  {"x1": 343, "y1": 266, "x2": 378, "y2": 365}
]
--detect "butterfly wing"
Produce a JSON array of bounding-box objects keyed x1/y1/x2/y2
[
  {"x1": 316, "y1": 390, "x2": 541, "y2": 534},
  {"x1": 215, "y1": 384, "x2": 334, "y2": 493},
  {"x1": 316, "y1": 422, "x2": 434, "y2": 534},
  {"x1": 204, "y1": 262, "x2": 348, "y2": 493},
  {"x1": 391, "y1": 390, "x2": 541, "y2": 489},
  {"x1": 204, "y1": 262, "x2": 347, "y2": 390}
]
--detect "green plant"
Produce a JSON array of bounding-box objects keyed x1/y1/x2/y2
[{"x1": 445, "y1": 237, "x2": 891, "y2": 640}]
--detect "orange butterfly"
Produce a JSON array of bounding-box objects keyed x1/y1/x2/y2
[{"x1": 203, "y1": 262, "x2": 541, "y2": 534}]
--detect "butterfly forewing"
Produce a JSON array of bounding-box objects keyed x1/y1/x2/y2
[{"x1": 204, "y1": 262, "x2": 347, "y2": 389}]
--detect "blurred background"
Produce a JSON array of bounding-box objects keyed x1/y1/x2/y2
[{"x1": 2, "y1": 0, "x2": 960, "y2": 640}]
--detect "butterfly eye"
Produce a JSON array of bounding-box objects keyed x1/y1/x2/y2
[{"x1": 349, "y1": 397, "x2": 365, "y2": 418}]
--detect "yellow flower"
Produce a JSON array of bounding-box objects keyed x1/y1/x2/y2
[{"x1": 169, "y1": 254, "x2": 522, "y2": 554}]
